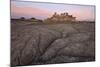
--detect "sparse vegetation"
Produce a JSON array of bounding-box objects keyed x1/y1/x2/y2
[
  {"x1": 20, "y1": 17, "x2": 26, "y2": 20},
  {"x1": 30, "y1": 17, "x2": 36, "y2": 20}
]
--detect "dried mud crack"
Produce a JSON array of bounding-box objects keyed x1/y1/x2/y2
[{"x1": 11, "y1": 22, "x2": 95, "y2": 66}]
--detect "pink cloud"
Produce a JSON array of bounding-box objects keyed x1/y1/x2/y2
[
  {"x1": 66, "y1": 8, "x2": 95, "y2": 21},
  {"x1": 11, "y1": 3, "x2": 52, "y2": 19},
  {"x1": 74, "y1": 12, "x2": 94, "y2": 21}
]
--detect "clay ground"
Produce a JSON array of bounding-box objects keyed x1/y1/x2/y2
[{"x1": 11, "y1": 20, "x2": 95, "y2": 66}]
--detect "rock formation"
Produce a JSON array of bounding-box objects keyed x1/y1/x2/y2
[
  {"x1": 11, "y1": 21, "x2": 95, "y2": 66},
  {"x1": 45, "y1": 12, "x2": 76, "y2": 22}
]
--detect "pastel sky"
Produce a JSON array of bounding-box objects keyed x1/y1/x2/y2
[{"x1": 11, "y1": 1, "x2": 95, "y2": 21}]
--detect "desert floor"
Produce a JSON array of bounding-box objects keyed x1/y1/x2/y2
[{"x1": 11, "y1": 20, "x2": 95, "y2": 66}]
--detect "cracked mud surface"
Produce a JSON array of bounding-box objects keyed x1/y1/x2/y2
[{"x1": 11, "y1": 21, "x2": 95, "y2": 66}]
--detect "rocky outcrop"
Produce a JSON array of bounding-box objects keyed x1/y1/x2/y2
[
  {"x1": 45, "y1": 12, "x2": 76, "y2": 22},
  {"x1": 11, "y1": 22, "x2": 95, "y2": 66}
]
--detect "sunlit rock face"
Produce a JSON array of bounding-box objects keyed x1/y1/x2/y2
[
  {"x1": 11, "y1": 20, "x2": 95, "y2": 66},
  {"x1": 45, "y1": 12, "x2": 76, "y2": 22}
]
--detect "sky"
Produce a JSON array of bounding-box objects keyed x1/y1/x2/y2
[{"x1": 11, "y1": 1, "x2": 95, "y2": 21}]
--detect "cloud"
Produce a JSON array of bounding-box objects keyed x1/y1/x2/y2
[
  {"x1": 11, "y1": 3, "x2": 53, "y2": 19},
  {"x1": 11, "y1": 2, "x2": 95, "y2": 21}
]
